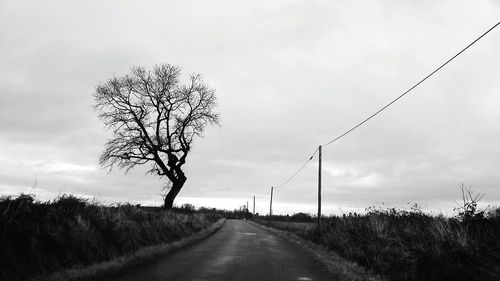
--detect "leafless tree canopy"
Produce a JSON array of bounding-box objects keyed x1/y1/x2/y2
[{"x1": 93, "y1": 64, "x2": 219, "y2": 208}]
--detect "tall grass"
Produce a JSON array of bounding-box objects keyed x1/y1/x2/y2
[
  {"x1": 258, "y1": 207, "x2": 500, "y2": 281},
  {"x1": 0, "y1": 194, "x2": 220, "y2": 281}
]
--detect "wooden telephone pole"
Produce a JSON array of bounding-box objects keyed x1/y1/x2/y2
[
  {"x1": 318, "y1": 145, "x2": 322, "y2": 231},
  {"x1": 269, "y1": 186, "x2": 274, "y2": 216},
  {"x1": 253, "y1": 196, "x2": 255, "y2": 215}
]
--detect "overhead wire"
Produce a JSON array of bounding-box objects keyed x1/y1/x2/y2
[
  {"x1": 273, "y1": 20, "x2": 500, "y2": 189},
  {"x1": 275, "y1": 147, "x2": 319, "y2": 189},
  {"x1": 323, "y1": 20, "x2": 500, "y2": 147}
]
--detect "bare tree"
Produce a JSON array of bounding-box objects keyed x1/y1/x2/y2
[{"x1": 93, "y1": 64, "x2": 219, "y2": 209}]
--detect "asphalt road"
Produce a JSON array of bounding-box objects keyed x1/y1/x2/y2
[{"x1": 109, "y1": 219, "x2": 333, "y2": 281}]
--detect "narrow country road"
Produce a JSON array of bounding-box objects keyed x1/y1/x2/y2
[{"x1": 109, "y1": 219, "x2": 334, "y2": 281}]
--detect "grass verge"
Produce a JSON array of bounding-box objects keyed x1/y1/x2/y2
[
  {"x1": 256, "y1": 208, "x2": 500, "y2": 281},
  {"x1": 39, "y1": 218, "x2": 225, "y2": 281},
  {"x1": 0, "y1": 194, "x2": 223, "y2": 281},
  {"x1": 249, "y1": 220, "x2": 383, "y2": 281}
]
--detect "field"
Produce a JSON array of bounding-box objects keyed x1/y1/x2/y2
[
  {"x1": 257, "y1": 208, "x2": 500, "y2": 281},
  {"x1": 0, "y1": 194, "x2": 221, "y2": 281}
]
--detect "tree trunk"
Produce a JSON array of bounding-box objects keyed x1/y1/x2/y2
[{"x1": 163, "y1": 178, "x2": 186, "y2": 209}]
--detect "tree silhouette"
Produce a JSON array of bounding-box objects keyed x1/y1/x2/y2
[{"x1": 94, "y1": 64, "x2": 219, "y2": 209}]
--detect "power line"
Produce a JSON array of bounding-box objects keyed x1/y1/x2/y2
[
  {"x1": 275, "y1": 147, "x2": 319, "y2": 189},
  {"x1": 323, "y1": 20, "x2": 500, "y2": 147},
  {"x1": 273, "y1": 20, "x2": 500, "y2": 189}
]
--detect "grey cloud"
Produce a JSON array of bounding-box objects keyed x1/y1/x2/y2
[{"x1": 1, "y1": 0, "x2": 499, "y2": 214}]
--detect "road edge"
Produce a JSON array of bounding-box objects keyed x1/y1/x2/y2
[
  {"x1": 38, "y1": 218, "x2": 226, "y2": 281},
  {"x1": 248, "y1": 220, "x2": 385, "y2": 281}
]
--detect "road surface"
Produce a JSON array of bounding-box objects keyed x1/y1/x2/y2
[{"x1": 109, "y1": 219, "x2": 333, "y2": 281}]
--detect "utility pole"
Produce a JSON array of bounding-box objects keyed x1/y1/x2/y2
[
  {"x1": 318, "y1": 145, "x2": 322, "y2": 231},
  {"x1": 269, "y1": 186, "x2": 274, "y2": 216},
  {"x1": 253, "y1": 196, "x2": 255, "y2": 215},
  {"x1": 246, "y1": 201, "x2": 249, "y2": 212}
]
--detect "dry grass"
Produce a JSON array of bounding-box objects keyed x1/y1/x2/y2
[
  {"x1": 257, "y1": 208, "x2": 500, "y2": 281},
  {"x1": 0, "y1": 194, "x2": 221, "y2": 281},
  {"x1": 251, "y1": 220, "x2": 383, "y2": 281},
  {"x1": 40, "y1": 219, "x2": 225, "y2": 281}
]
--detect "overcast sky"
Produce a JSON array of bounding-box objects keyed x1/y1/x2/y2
[{"x1": 1, "y1": 0, "x2": 499, "y2": 215}]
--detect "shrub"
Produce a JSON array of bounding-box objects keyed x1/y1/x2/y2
[
  {"x1": 258, "y1": 206, "x2": 500, "y2": 281},
  {"x1": 0, "y1": 194, "x2": 221, "y2": 281}
]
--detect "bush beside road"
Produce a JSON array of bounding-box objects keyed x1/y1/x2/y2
[
  {"x1": 256, "y1": 207, "x2": 500, "y2": 281},
  {"x1": 0, "y1": 194, "x2": 221, "y2": 281}
]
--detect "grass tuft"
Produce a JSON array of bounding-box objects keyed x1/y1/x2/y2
[
  {"x1": 258, "y1": 207, "x2": 500, "y2": 281},
  {"x1": 0, "y1": 194, "x2": 221, "y2": 281}
]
